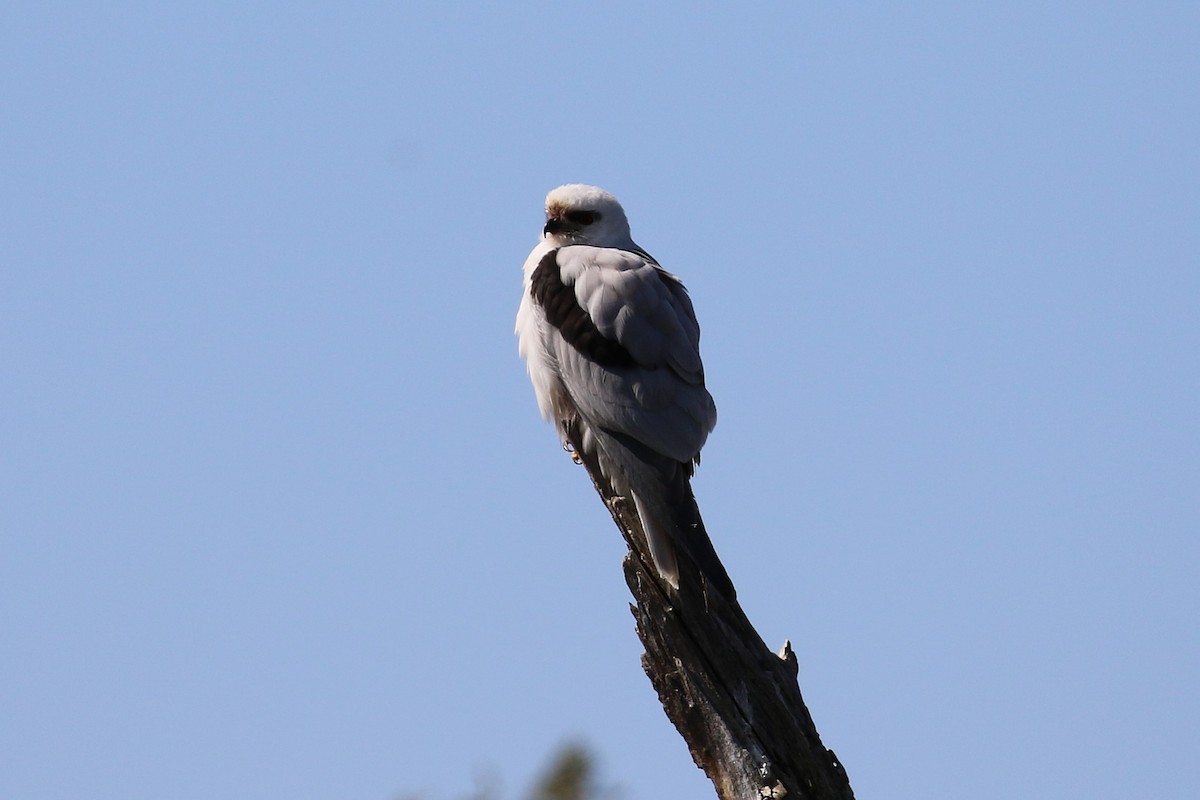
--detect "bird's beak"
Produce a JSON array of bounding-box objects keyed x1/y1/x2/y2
[{"x1": 544, "y1": 217, "x2": 576, "y2": 236}]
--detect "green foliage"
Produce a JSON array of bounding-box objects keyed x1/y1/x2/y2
[
  {"x1": 398, "y1": 741, "x2": 618, "y2": 800},
  {"x1": 529, "y1": 743, "x2": 594, "y2": 800}
]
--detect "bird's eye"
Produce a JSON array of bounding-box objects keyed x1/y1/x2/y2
[{"x1": 566, "y1": 210, "x2": 599, "y2": 225}]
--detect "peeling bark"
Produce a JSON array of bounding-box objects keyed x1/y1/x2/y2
[{"x1": 572, "y1": 446, "x2": 855, "y2": 800}]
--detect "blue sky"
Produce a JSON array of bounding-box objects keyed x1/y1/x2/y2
[{"x1": 2, "y1": 3, "x2": 1197, "y2": 799}]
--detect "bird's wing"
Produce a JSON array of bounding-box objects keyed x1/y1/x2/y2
[{"x1": 531, "y1": 245, "x2": 717, "y2": 463}]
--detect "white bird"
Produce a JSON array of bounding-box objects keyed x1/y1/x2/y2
[{"x1": 516, "y1": 184, "x2": 734, "y2": 599}]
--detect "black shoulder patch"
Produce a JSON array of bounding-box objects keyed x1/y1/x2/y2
[{"x1": 530, "y1": 249, "x2": 637, "y2": 368}]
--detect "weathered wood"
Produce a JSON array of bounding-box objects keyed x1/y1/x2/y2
[{"x1": 569, "y1": 443, "x2": 854, "y2": 800}]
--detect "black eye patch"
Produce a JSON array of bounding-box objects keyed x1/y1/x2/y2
[{"x1": 566, "y1": 210, "x2": 600, "y2": 225}]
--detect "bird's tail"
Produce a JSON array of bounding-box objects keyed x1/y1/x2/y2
[
  {"x1": 587, "y1": 426, "x2": 736, "y2": 600},
  {"x1": 633, "y1": 473, "x2": 736, "y2": 601}
]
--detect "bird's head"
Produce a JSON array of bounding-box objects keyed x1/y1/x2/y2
[{"x1": 542, "y1": 184, "x2": 637, "y2": 249}]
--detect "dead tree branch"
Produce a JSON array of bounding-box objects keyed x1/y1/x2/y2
[{"x1": 570, "y1": 445, "x2": 855, "y2": 800}]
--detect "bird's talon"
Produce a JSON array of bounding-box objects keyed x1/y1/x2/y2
[{"x1": 562, "y1": 442, "x2": 583, "y2": 465}]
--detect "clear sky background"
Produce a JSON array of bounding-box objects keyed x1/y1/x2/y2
[{"x1": 2, "y1": 3, "x2": 1197, "y2": 799}]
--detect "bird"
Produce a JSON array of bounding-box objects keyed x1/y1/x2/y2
[{"x1": 516, "y1": 184, "x2": 735, "y2": 600}]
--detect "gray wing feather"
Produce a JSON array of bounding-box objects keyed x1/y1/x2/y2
[{"x1": 551, "y1": 246, "x2": 716, "y2": 463}]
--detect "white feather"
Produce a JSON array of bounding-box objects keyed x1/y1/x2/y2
[{"x1": 516, "y1": 184, "x2": 726, "y2": 595}]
